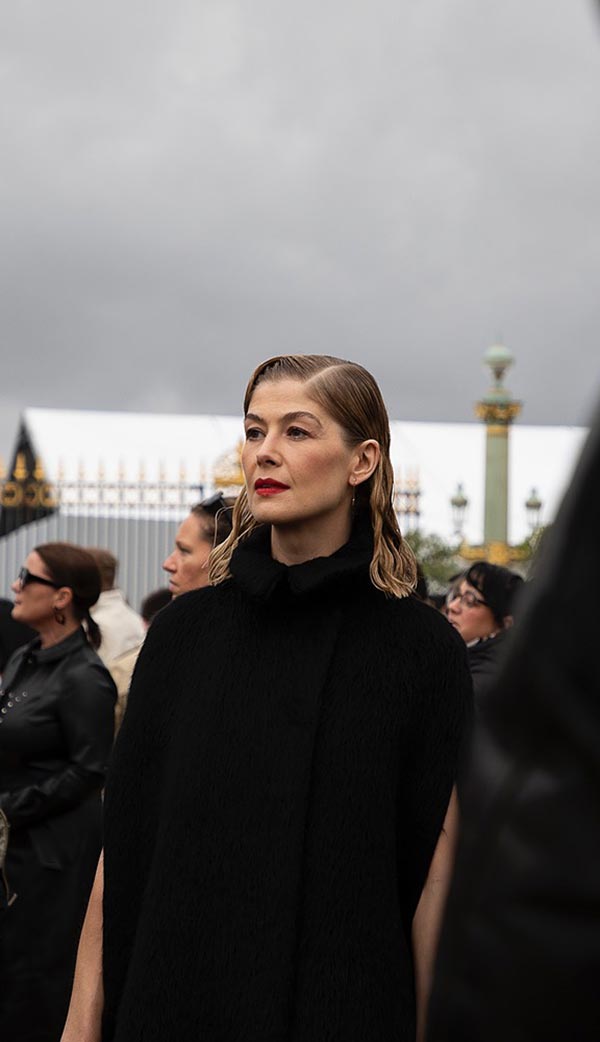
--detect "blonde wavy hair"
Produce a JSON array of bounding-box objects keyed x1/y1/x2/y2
[{"x1": 209, "y1": 354, "x2": 417, "y2": 598}]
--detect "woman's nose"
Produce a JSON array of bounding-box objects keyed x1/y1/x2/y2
[{"x1": 256, "y1": 435, "x2": 281, "y2": 466}]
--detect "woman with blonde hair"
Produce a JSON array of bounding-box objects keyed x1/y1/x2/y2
[{"x1": 62, "y1": 355, "x2": 471, "y2": 1042}]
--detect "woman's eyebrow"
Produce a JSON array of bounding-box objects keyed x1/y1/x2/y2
[{"x1": 244, "y1": 410, "x2": 323, "y2": 429}]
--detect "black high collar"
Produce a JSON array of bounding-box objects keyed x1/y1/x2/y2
[{"x1": 230, "y1": 515, "x2": 374, "y2": 603}]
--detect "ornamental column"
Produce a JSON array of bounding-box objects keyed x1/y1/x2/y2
[{"x1": 475, "y1": 344, "x2": 521, "y2": 565}]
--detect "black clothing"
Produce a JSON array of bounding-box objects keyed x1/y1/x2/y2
[
  {"x1": 467, "y1": 629, "x2": 512, "y2": 706},
  {"x1": 103, "y1": 522, "x2": 472, "y2": 1042},
  {"x1": 428, "y1": 406, "x2": 600, "y2": 1041},
  {"x1": 0, "y1": 598, "x2": 35, "y2": 674},
  {"x1": 0, "y1": 627, "x2": 116, "y2": 1042}
]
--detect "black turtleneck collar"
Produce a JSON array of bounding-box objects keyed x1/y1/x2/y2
[{"x1": 230, "y1": 514, "x2": 374, "y2": 603}]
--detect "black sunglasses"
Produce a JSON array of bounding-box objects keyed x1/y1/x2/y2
[
  {"x1": 198, "y1": 493, "x2": 234, "y2": 533},
  {"x1": 17, "y1": 567, "x2": 61, "y2": 590},
  {"x1": 199, "y1": 492, "x2": 228, "y2": 516}
]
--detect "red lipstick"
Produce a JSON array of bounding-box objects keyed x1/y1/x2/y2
[{"x1": 255, "y1": 478, "x2": 290, "y2": 496}]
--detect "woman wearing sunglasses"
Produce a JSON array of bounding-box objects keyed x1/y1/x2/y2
[
  {"x1": 63, "y1": 356, "x2": 471, "y2": 1042},
  {"x1": 447, "y1": 561, "x2": 524, "y2": 705},
  {"x1": 0, "y1": 543, "x2": 116, "y2": 1042}
]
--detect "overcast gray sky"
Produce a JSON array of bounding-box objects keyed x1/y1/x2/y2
[{"x1": 1, "y1": 0, "x2": 600, "y2": 464}]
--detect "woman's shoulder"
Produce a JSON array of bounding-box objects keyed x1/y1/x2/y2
[
  {"x1": 375, "y1": 592, "x2": 464, "y2": 649},
  {"x1": 141, "y1": 581, "x2": 238, "y2": 647}
]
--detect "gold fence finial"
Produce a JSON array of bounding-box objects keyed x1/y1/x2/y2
[
  {"x1": 159, "y1": 460, "x2": 166, "y2": 483},
  {"x1": 138, "y1": 459, "x2": 146, "y2": 483},
  {"x1": 179, "y1": 459, "x2": 187, "y2": 483},
  {"x1": 118, "y1": 458, "x2": 126, "y2": 482},
  {"x1": 97, "y1": 460, "x2": 105, "y2": 482},
  {"x1": 79, "y1": 459, "x2": 86, "y2": 481},
  {"x1": 0, "y1": 456, "x2": 5, "y2": 481},
  {"x1": 33, "y1": 458, "x2": 45, "y2": 481},
  {"x1": 13, "y1": 452, "x2": 28, "y2": 481}
]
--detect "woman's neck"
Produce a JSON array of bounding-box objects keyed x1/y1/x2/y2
[
  {"x1": 37, "y1": 619, "x2": 80, "y2": 650},
  {"x1": 270, "y1": 512, "x2": 353, "y2": 566}
]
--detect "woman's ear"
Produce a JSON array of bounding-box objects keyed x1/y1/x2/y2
[
  {"x1": 54, "y1": 587, "x2": 74, "y2": 611},
  {"x1": 350, "y1": 440, "x2": 380, "y2": 487}
]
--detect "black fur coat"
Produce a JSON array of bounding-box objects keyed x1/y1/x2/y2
[{"x1": 102, "y1": 521, "x2": 471, "y2": 1042}]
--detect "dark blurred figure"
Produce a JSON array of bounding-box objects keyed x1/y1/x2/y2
[
  {"x1": 446, "y1": 562, "x2": 523, "y2": 707},
  {"x1": 140, "y1": 587, "x2": 172, "y2": 622},
  {"x1": 428, "y1": 592, "x2": 448, "y2": 614},
  {"x1": 428, "y1": 406, "x2": 600, "y2": 1042},
  {"x1": 0, "y1": 543, "x2": 116, "y2": 1042},
  {"x1": 0, "y1": 598, "x2": 35, "y2": 674}
]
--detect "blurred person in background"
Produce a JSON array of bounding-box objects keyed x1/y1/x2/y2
[
  {"x1": 0, "y1": 598, "x2": 35, "y2": 675},
  {"x1": 109, "y1": 587, "x2": 171, "y2": 735},
  {"x1": 109, "y1": 495, "x2": 236, "y2": 733},
  {"x1": 0, "y1": 542, "x2": 116, "y2": 1042},
  {"x1": 162, "y1": 493, "x2": 235, "y2": 597},
  {"x1": 88, "y1": 549, "x2": 145, "y2": 667},
  {"x1": 447, "y1": 562, "x2": 523, "y2": 707}
]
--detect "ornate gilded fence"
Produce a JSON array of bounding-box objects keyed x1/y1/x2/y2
[{"x1": 0, "y1": 455, "x2": 209, "y2": 609}]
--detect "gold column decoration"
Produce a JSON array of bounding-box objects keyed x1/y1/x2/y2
[{"x1": 213, "y1": 441, "x2": 245, "y2": 492}]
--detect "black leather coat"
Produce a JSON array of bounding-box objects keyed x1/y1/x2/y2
[{"x1": 0, "y1": 626, "x2": 116, "y2": 1041}]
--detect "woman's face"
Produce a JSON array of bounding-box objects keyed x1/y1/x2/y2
[
  {"x1": 163, "y1": 514, "x2": 212, "y2": 597},
  {"x1": 11, "y1": 550, "x2": 63, "y2": 630},
  {"x1": 447, "y1": 579, "x2": 499, "y2": 644},
  {"x1": 242, "y1": 378, "x2": 365, "y2": 537}
]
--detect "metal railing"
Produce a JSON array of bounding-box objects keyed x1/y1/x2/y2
[
  {"x1": 0, "y1": 455, "x2": 423, "y2": 610},
  {"x1": 0, "y1": 465, "x2": 210, "y2": 610}
]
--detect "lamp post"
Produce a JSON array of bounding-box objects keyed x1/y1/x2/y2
[
  {"x1": 525, "y1": 488, "x2": 543, "y2": 534},
  {"x1": 450, "y1": 483, "x2": 468, "y2": 539}
]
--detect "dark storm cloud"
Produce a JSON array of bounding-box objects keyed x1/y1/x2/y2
[{"x1": 1, "y1": 0, "x2": 600, "y2": 460}]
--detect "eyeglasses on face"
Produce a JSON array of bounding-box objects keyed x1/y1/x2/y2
[
  {"x1": 449, "y1": 589, "x2": 488, "y2": 610},
  {"x1": 17, "y1": 567, "x2": 61, "y2": 590}
]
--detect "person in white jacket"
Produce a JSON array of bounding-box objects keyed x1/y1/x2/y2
[{"x1": 88, "y1": 549, "x2": 145, "y2": 667}]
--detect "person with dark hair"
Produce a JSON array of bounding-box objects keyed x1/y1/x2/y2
[
  {"x1": 88, "y1": 548, "x2": 145, "y2": 666},
  {"x1": 162, "y1": 493, "x2": 236, "y2": 597},
  {"x1": 446, "y1": 561, "x2": 523, "y2": 706},
  {"x1": 140, "y1": 587, "x2": 172, "y2": 622},
  {"x1": 63, "y1": 355, "x2": 471, "y2": 1042},
  {"x1": 0, "y1": 542, "x2": 116, "y2": 1041}
]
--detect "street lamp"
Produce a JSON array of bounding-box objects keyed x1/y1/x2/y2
[
  {"x1": 525, "y1": 488, "x2": 543, "y2": 534},
  {"x1": 450, "y1": 483, "x2": 468, "y2": 538}
]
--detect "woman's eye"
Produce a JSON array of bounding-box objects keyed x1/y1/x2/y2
[
  {"x1": 244, "y1": 427, "x2": 263, "y2": 441},
  {"x1": 288, "y1": 427, "x2": 309, "y2": 439}
]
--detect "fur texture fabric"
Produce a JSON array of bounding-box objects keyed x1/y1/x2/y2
[{"x1": 102, "y1": 521, "x2": 472, "y2": 1042}]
